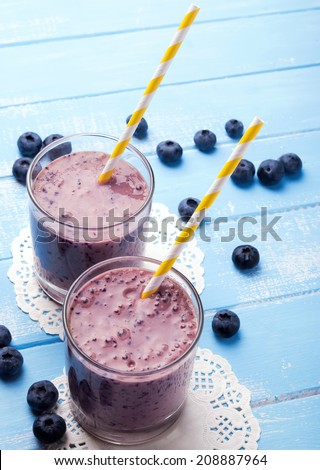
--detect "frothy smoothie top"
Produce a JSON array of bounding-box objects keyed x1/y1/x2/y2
[
  {"x1": 68, "y1": 267, "x2": 198, "y2": 372},
  {"x1": 33, "y1": 151, "x2": 149, "y2": 226}
]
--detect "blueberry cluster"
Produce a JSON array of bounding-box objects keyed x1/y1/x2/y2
[
  {"x1": 0, "y1": 325, "x2": 23, "y2": 378},
  {"x1": 151, "y1": 117, "x2": 302, "y2": 189},
  {"x1": 12, "y1": 118, "x2": 303, "y2": 189},
  {"x1": 12, "y1": 132, "x2": 72, "y2": 185},
  {"x1": 153, "y1": 119, "x2": 245, "y2": 165},
  {"x1": 209, "y1": 244, "x2": 260, "y2": 340},
  {"x1": 154, "y1": 118, "x2": 245, "y2": 165},
  {"x1": 0, "y1": 324, "x2": 66, "y2": 443},
  {"x1": 232, "y1": 154, "x2": 302, "y2": 187},
  {"x1": 155, "y1": 129, "x2": 216, "y2": 166},
  {"x1": 27, "y1": 380, "x2": 66, "y2": 444}
]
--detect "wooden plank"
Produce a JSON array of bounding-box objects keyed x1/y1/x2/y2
[
  {"x1": 253, "y1": 395, "x2": 320, "y2": 450},
  {"x1": 1, "y1": 10, "x2": 320, "y2": 108},
  {"x1": 199, "y1": 293, "x2": 320, "y2": 402},
  {"x1": 0, "y1": 65, "x2": 319, "y2": 177},
  {"x1": 198, "y1": 205, "x2": 320, "y2": 309},
  {"x1": 1, "y1": 0, "x2": 319, "y2": 46}
]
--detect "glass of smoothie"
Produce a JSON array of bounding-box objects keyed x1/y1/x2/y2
[
  {"x1": 63, "y1": 255, "x2": 203, "y2": 445},
  {"x1": 27, "y1": 134, "x2": 154, "y2": 304}
]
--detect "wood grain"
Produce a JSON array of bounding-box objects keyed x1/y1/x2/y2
[
  {"x1": 1, "y1": 0, "x2": 319, "y2": 46},
  {"x1": 1, "y1": 9, "x2": 319, "y2": 108},
  {"x1": 200, "y1": 293, "x2": 320, "y2": 402},
  {"x1": 253, "y1": 394, "x2": 320, "y2": 450}
]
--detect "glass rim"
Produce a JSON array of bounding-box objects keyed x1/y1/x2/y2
[
  {"x1": 26, "y1": 132, "x2": 155, "y2": 230},
  {"x1": 63, "y1": 255, "x2": 204, "y2": 378}
]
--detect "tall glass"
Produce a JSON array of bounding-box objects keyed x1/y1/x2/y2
[
  {"x1": 63, "y1": 256, "x2": 204, "y2": 445},
  {"x1": 27, "y1": 134, "x2": 154, "y2": 304}
]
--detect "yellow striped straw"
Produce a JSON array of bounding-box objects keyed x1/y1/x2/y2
[
  {"x1": 98, "y1": 4, "x2": 200, "y2": 184},
  {"x1": 141, "y1": 117, "x2": 264, "y2": 299}
]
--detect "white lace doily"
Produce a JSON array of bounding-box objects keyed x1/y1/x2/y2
[
  {"x1": 47, "y1": 348, "x2": 260, "y2": 450},
  {"x1": 7, "y1": 203, "x2": 204, "y2": 339}
]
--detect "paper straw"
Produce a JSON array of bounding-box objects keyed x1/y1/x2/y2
[
  {"x1": 98, "y1": 4, "x2": 200, "y2": 184},
  {"x1": 141, "y1": 117, "x2": 264, "y2": 299}
]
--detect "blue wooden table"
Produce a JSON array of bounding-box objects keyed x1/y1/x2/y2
[{"x1": 0, "y1": 0, "x2": 319, "y2": 450}]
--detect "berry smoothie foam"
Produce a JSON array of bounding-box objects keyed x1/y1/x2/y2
[
  {"x1": 63, "y1": 258, "x2": 203, "y2": 444},
  {"x1": 27, "y1": 136, "x2": 154, "y2": 304}
]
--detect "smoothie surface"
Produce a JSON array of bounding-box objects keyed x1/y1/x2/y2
[
  {"x1": 68, "y1": 267, "x2": 198, "y2": 372},
  {"x1": 33, "y1": 151, "x2": 148, "y2": 226}
]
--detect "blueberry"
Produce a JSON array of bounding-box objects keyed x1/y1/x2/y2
[
  {"x1": 17, "y1": 132, "x2": 42, "y2": 158},
  {"x1": 0, "y1": 346, "x2": 23, "y2": 377},
  {"x1": 12, "y1": 157, "x2": 33, "y2": 184},
  {"x1": 225, "y1": 119, "x2": 244, "y2": 139},
  {"x1": 33, "y1": 413, "x2": 66, "y2": 443},
  {"x1": 126, "y1": 115, "x2": 148, "y2": 139},
  {"x1": 212, "y1": 309, "x2": 240, "y2": 338},
  {"x1": 194, "y1": 130, "x2": 216, "y2": 152},
  {"x1": 0, "y1": 325, "x2": 12, "y2": 348},
  {"x1": 178, "y1": 197, "x2": 200, "y2": 222},
  {"x1": 232, "y1": 245, "x2": 260, "y2": 270},
  {"x1": 231, "y1": 159, "x2": 255, "y2": 184},
  {"x1": 43, "y1": 134, "x2": 72, "y2": 161},
  {"x1": 279, "y1": 153, "x2": 302, "y2": 175},
  {"x1": 156, "y1": 140, "x2": 183, "y2": 165},
  {"x1": 27, "y1": 380, "x2": 59, "y2": 412},
  {"x1": 257, "y1": 159, "x2": 284, "y2": 186}
]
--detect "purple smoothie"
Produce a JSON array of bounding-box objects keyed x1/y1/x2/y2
[
  {"x1": 64, "y1": 265, "x2": 201, "y2": 443},
  {"x1": 29, "y1": 151, "x2": 151, "y2": 302}
]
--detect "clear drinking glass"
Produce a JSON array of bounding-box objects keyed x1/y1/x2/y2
[
  {"x1": 27, "y1": 133, "x2": 154, "y2": 304},
  {"x1": 63, "y1": 256, "x2": 204, "y2": 445}
]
